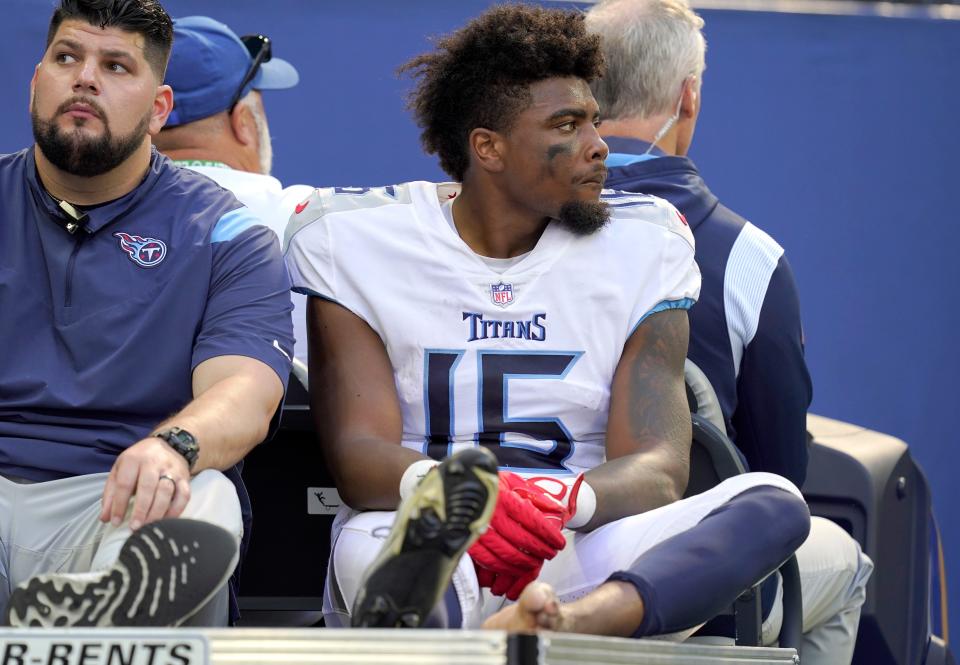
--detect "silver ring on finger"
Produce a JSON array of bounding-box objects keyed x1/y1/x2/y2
[{"x1": 159, "y1": 473, "x2": 177, "y2": 490}]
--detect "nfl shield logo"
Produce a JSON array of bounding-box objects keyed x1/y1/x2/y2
[{"x1": 490, "y1": 281, "x2": 514, "y2": 308}]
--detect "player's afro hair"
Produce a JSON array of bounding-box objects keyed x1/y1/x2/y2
[{"x1": 400, "y1": 4, "x2": 605, "y2": 181}]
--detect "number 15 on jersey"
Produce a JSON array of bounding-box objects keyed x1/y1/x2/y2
[{"x1": 423, "y1": 349, "x2": 583, "y2": 472}]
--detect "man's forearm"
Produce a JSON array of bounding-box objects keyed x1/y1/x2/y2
[
  {"x1": 582, "y1": 446, "x2": 689, "y2": 531},
  {"x1": 156, "y1": 366, "x2": 282, "y2": 473},
  {"x1": 327, "y1": 437, "x2": 429, "y2": 511},
  {"x1": 588, "y1": 309, "x2": 692, "y2": 531}
]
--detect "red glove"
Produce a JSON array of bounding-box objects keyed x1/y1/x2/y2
[
  {"x1": 515, "y1": 474, "x2": 586, "y2": 526},
  {"x1": 469, "y1": 472, "x2": 566, "y2": 568},
  {"x1": 478, "y1": 563, "x2": 541, "y2": 600},
  {"x1": 470, "y1": 472, "x2": 578, "y2": 600}
]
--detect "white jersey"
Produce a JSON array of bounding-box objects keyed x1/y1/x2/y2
[
  {"x1": 179, "y1": 162, "x2": 314, "y2": 365},
  {"x1": 284, "y1": 182, "x2": 699, "y2": 477}
]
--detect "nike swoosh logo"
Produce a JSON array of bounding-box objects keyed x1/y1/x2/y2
[
  {"x1": 273, "y1": 340, "x2": 291, "y2": 361},
  {"x1": 295, "y1": 201, "x2": 309, "y2": 215}
]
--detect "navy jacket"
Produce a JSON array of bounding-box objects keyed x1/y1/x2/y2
[{"x1": 605, "y1": 137, "x2": 812, "y2": 487}]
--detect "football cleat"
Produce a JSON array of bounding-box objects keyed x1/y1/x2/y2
[
  {"x1": 351, "y1": 447, "x2": 499, "y2": 628},
  {"x1": 6, "y1": 518, "x2": 238, "y2": 627}
]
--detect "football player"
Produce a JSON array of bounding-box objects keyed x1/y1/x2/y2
[{"x1": 285, "y1": 4, "x2": 809, "y2": 637}]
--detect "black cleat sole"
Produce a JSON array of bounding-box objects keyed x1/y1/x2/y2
[{"x1": 351, "y1": 448, "x2": 499, "y2": 628}]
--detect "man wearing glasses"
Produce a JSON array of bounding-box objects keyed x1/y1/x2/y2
[
  {"x1": 0, "y1": 0, "x2": 293, "y2": 627},
  {"x1": 156, "y1": 16, "x2": 312, "y2": 367}
]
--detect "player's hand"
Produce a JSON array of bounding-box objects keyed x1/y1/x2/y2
[
  {"x1": 100, "y1": 437, "x2": 191, "y2": 531},
  {"x1": 477, "y1": 563, "x2": 543, "y2": 601},
  {"x1": 469, "y1": 472, "x2": 567, "y2": 597},
  {"x1": 473, "y1": 474, "x2": 590, "y2": 599},
  {"x1": 515, "y1": 474, "x2": 587, "y2": 527}
]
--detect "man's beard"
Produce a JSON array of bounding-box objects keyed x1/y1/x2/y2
[
  {"x1": 555, "y1": 200, "x2": 611, "y2": 236},
  {"x1": 31, "y1": 97, "x2": 151, "y2": 177}
]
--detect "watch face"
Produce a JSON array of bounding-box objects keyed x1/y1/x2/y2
[{"x1": 162, "y1": 428, "x2": 199, "y2": 467}]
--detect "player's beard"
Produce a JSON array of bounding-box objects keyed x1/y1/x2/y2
[
  {"x1": 31, "y1": 97, "x2": 151, "y2": 178},
  {"x1": 555, "y1": 200, "x2": 611, "y2": 236}
]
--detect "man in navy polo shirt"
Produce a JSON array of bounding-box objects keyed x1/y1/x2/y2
[
  {"x1": 585, "y1": 1, "x2": 872, "y2": 662},
  {"x1": 0, "y1": 0, "x2": 293, "y2": 627}
]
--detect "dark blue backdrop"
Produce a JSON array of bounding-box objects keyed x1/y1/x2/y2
[{"x1": 3, "y1": 0, "x2": 957, "y2": 621}]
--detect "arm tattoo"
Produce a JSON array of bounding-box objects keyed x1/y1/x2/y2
[
  {"x1": 625, "y1": 309, "x2": 690, "y2": 451},
  {"x1": 581, "y1": 308, "x2": 692, "y2": 527}
]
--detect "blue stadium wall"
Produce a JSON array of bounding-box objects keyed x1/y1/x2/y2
[{"x1": 3, "y1": 0, "x2": 957, "y2": 622}]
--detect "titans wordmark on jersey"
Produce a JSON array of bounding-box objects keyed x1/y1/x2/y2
[{"x1": 285, "y1": 182, "x2": 699, "y2": 478}]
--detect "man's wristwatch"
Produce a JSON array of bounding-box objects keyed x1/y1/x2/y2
[{"x1": 153, "y1": 427, "x2": 199, "y2": 471}]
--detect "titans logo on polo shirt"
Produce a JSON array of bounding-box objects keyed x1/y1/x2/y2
[{"x1": 115, "y1": 232, "x2": 167, "y2": 267}]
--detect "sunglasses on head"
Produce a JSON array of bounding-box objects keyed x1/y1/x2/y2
[{"x1": 227, "y1": 34, "x2": 272, "y2": 113}]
